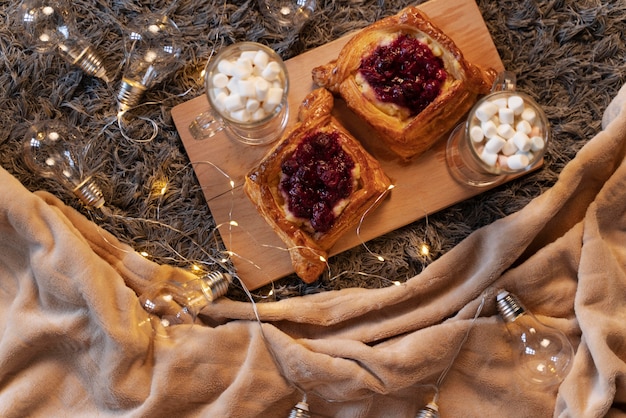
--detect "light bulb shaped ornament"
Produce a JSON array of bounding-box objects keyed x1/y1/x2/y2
[
  {"x1": 496, "y1": 290, "x2": 574, "y2": 388},
  {"x1": 415, "y1": 402, "x2": 440, "y2": 418},
  {"x1": 257, "y1": 0, "x2": 316, "y2": 34},
  {"x1": 117, "y1": 13, "x2": 182, "y2": 113},
  {"x1": 23, "y1": 120, "x2": 105, "y2": 209},
  {"x1": 17, "y1": 0, "x2": 110, "y2": 82},
  {"x1": 288, "y1": 395, "x2": 310, "y2": 418},
  {"x1": 139, "y1": 271, "x2": 232, "y2": 328}
]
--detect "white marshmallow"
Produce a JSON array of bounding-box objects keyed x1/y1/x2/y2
[
  {"x1": 217, "y1": 59, "x2": 235, "y2": 76},
  {"x1": 501, "y1": 138, "x2": 518, "y2": 156},
  {"x1": 223, "y1": 93, "x2": 244, "y2": 112},
  {"x1": 237, "y1": 78, "x2": 256, "y2": 98},
  {"x1": 499, "y1": 107, "x2": 515, "y2": 125},
  {"x1": 240, "y1": 51, "x2": 257, "y2": 62},
  {"x1": 493, "y1": 97, "x2": 508, "y2": 108},
  {"x1": 226, "y1": 77, "x2": 239, "y2": 95},
  {"x1": 261, "y1": 61, "x2": 281, "y2": 81},
  {"x1": 212, "y1": 72, "x2": 229, "y2": 89},
  {"x1": 507, "y1": 154, "x2": 530, "y2": 170},
  {"x1": 246, "y1": 98, "x2": 260, "y2": 113},
  {"x1": 254, "y1": 77, "x2": 269, "y2": 101},
  {"x1": 253, "y1": 50, "x2": 270, "y2": 69},
  {"x1": 251, "y1": 65, "x2": 263, "y2": 77},
  {"x1": 213, "y1": 91, "x2": 229, "y2": 112},
  {"x1": 481, "y1": 120, "x2": 498, "y2": 138},
  {"x1": 475, "y1": 101, "x2": 499, "y2": 122},
  {"x1": 512, "y1": 131, "x2": 532, "y2": 152},
  {"x1": 521, "y1": 107, "x2": 537, "y2": 123},
  {"x1": 516, "y1": 119, "x2": 532, "y2": 134},
  {"x1": 470, "y1": 125, "x2": 484, "y2": 142},
  {"x1": 498, "y1": 154, "x2": 509, "y2": 168},
  {"x1": 530, "y1": 135, "x2": 545, "y2": 151},
  {"x1": 497, "y1": 123, "x2": 515, "y2": 139},
  {"x1": 507, "y1": 95, "x2": 525, "y2": 115},
  {"x1": 485, "y1": 135, "x2": 506, "y2": 153},
  {"x1": 480, "y1": 149, "x2": 498, "y2": 166},
  {"x1": 265, "y1": 86, "x2": 284, "y2": 106},
  {"x1": 233, "y1": 61, "x2": 253, "y2": 79}
]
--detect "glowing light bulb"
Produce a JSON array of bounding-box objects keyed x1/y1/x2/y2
[
  {"x1": 139, "y1": 271, "x2": 232, "y2": 328},
  {"x1": 117, "y1": 13, "x2": 182, "y2": 113},
  {"x1": 496, "y1": 290, "x2": 574, "y2": 387},
  {"x1": 257, "y1": 0, "x2": 316, "y2": 33},
  {"x1": 17, "y1": 0, "x2": 109, "y2": 82},
  {"x1": 22, "y1": 119, "x2": 105, "y2": 209}
]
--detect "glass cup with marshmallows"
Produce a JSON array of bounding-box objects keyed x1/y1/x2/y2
[
  {"x1": 189, "y1": 42, "x2": 289, "y2": 146},
  {"x1": 446, "y1": 71, "x2": 550, "y2": 187}
]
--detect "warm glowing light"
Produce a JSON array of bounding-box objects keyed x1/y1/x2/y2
[
  {"x1": 152, "y1": 179, "x2": 168, "y2": 196},
  {"x1": 319, "y1": 256, "x2": 327, "y2": 263},
  {"x1": 420, "y1": 243, "x2": 430, "y2": 257},
  {"x1": 140, "y1": 251, "x2": 150, "y2": 257},
  {"x1": 393, "y1": 281, "x2": 401, "y2": 286},
  {"x1": 229, "y1": 220, "x2": 238, "y2": 227},
  {"x1": 376, "y1": 255, "x2": 385, "y2": 262},
  {"x1": 191, "y1": 264, "x2": 202, "y2": 272}
]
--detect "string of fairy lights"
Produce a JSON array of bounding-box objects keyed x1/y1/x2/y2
[{"x1": 11, "y1": 1, "x2": 576, "y2": 416}]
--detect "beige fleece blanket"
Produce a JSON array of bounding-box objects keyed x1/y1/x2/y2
[{"x1": 2, "y1": 84, "x2": 626, "y2": 417}]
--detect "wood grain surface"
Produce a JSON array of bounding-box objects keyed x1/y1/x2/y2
[{"x1": 172, "y1": 0, "x2": 512, "y2": 289}]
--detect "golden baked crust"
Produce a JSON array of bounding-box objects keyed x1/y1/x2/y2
[
  {"x1": 244, "y1": 88, "x2": 392, "y2": 283},
  {"x1": 312, "y1": 6, "x2": 497, "y2": 160}
]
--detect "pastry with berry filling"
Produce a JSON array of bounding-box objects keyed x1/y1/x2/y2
[
  {"x1": 244, "y1": 88, "x2": 392, "y2": 283},
  {"x1": 312, "y1": 6, "x2": 496, "y2": 160}
]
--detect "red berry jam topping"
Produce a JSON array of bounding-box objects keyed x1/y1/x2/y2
[
  {"x1": 358, "y1": 34, "x2": 447, "y2": 116},
  {"x1": 280, "y1": 131, "x2": 356, "y2": 233}
]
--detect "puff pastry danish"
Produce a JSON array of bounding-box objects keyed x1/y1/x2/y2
[
  {"x1": 244, "y1": 88, "x2": 392, "y2": 283},
  {"x1": 312, "y1": 6, "x2": 496, "y2": 160}
]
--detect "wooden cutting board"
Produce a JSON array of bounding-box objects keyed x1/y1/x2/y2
[{"x1": 172, "y1": 0, "x2": 511, "y2": 290}]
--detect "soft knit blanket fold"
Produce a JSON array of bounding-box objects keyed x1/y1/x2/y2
[{"x1": 2, "y1": 88, "x2": 626, "y2": 416}]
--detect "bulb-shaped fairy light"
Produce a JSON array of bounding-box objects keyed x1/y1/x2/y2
[
  {"x1": 22, "y1": 119, "x2": 105, "y2": 209},
  {"x1": 139, "y1": 271, "x2": 232, "y2": 328},
  {"x1": 496, "y1": 290, "x2": 575, "y2": 388},
  {"x1": 17, "y1": 0, "x2": 110, "y2": 82},
  {"x1": 117, "y1": 12, "x2": 182, "y2": 114},
  {"x1": 257, "y1": 0, "x2": 316, "y2": 34},
  {"x1": 287, "y1": 394, "x2": 311, "y2": 418},
  {"x1": 415, "y1": 402, "x2": 440, "y2": 418}
]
